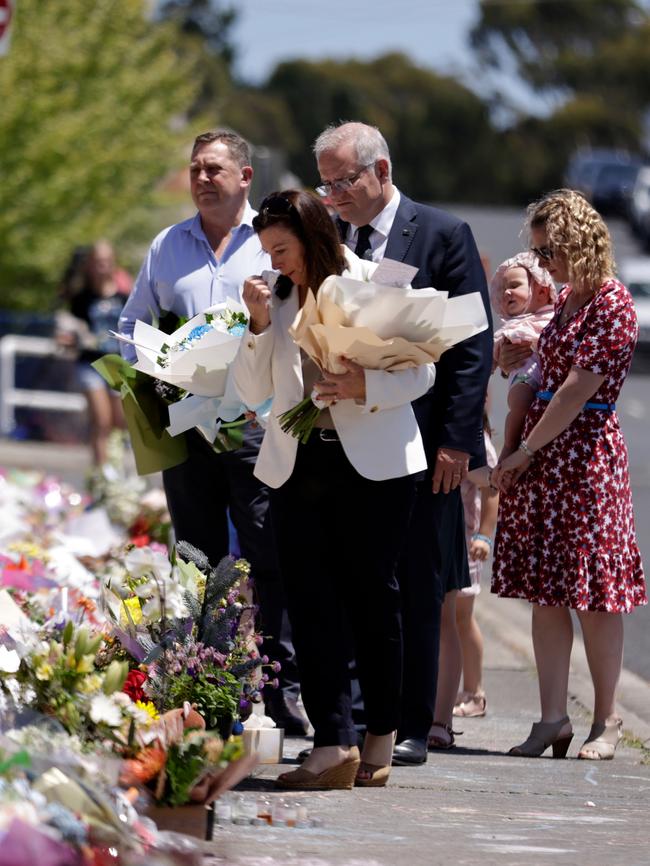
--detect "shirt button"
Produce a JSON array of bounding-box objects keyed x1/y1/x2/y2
[
  {"x1": 247, "y1": 341, "x2": 255, "y2": 349},
  {"x1": 369, "y1": 405, "x2": 379, "y2": 413}
]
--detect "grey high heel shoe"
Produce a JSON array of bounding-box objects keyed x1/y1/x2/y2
[{"x1": 509, "y1": 716, "x2": 573, "y2": 758}]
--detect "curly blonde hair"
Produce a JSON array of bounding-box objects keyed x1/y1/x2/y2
[{"x1": 525, "y1": 189, "x2": 615, "y2": 298}]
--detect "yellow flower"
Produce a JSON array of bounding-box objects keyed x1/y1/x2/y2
[
  {"x1": 120, "y1": 597, "x2": 142, "y2": 626},
  {"x1": 35, "y1": 662, "x2": 53, "y2": 681},
  {"x1": 79, "y1": 674, "x2": 103, "y2": 694},
  {"x1": 135, "y1": 701, "x2": 159, "y2": 721},
  {"x1": 76, "y1": 655, "x2": 95, "y2": 674}
]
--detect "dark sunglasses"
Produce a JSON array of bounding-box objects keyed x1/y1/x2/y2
[
  {"x1": 530, "y1": 245, "x2": 554, "y2": 262},
  {"x1": 259, "y1": 194, "x2": 296, "y2": 218}
]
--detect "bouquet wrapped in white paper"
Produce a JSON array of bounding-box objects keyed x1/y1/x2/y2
[
  {"x1": 280, "y1": 266, "x2": 489, "y2": 441},
  {"x1": 111, "y1": 302, "x2": 269, "y2": 445}
]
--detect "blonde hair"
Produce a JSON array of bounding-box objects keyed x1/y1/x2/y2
[{"x1": 526, "y1": 189, "x2": 615, "y2": 298}]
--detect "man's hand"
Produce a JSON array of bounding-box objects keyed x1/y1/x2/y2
[
  {"x1": 432, "y1": 447, "x2": 470, "y2": 494},
  {"x1": 498, "y1": 338, "x2": 533, "y2": 375},
  {"x1": 242, "y1": 276, "x2": 272, "y2": 334},
  {"x1": 315, "y1": 357, "x2": 366, "y2": 403}
]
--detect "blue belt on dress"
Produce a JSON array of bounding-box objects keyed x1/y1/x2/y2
[{"x1": 535, "y1": 390, "x2": 616, "y2": 412}]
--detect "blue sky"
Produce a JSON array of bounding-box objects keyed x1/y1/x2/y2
[
  {"x1": 230, "y1": 0, "x2": 551, "y2": 117},
  {"x1": 233, "y1": 1, "x2": 481, "y2": 87}
]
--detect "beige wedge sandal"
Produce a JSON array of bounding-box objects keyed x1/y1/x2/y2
[{"x1": 578, "y1": 717, "x2": 623, "y2": 760}]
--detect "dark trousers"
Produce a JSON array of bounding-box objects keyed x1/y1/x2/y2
[
  {"x1": 162, "y1": 425, "x2": 299, "y2": 702},
  {"x1": 270, "y1": 434, "x2": 415, "y2": 748},
  {"x1": 397, "y1": 481, "x2": 469, "y2": 741}
]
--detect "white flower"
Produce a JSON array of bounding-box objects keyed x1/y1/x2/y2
[
  {"x1": 125, "y1": 547, "x2": 172, "y2": 582},
  {"x1": 0, "y1": 646, "x2": 20, "y2": 673},
  {"x1": 140, "y1": 582, "x2": 189, "y2": 621},
  {"x1": 89, "y1": 693, "x2": 123, "y2": 728}
]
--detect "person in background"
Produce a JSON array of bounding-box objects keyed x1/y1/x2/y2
[
  {"x1": 429, "y1": 410, "x2": 498, "y2": 747},
  {"x1": 493, "y1": 189, "x2": 646, "y2": 760},
  {"x1": 56, "y1": 240, "x2": 132, "y2": 465},
  {"x1": 118, "y1": 130, "x2": 306, "y2": 735},
  {"x1": 453, "y1": 413, "x2": 499, "y2": 720},
  {"x1": 313, "y1": 121, "x2": 493, "y2": 766}
]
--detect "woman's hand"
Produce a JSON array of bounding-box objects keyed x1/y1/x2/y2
[
  {"x1": 315, "y1": 357, "x2": 366, "y2": 403},
  {"x1": 491, "y1": 449, "x2": 531, "y2": 492},
  {"x1": 243, "y1": 276, "x2": 272, "y2": 334}
]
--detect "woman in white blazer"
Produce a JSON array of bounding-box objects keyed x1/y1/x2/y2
[{"x1": 231, "y1": 190, "x2": 436, "y2": 791}]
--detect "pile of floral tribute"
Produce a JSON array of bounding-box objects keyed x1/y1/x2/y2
[{"x1": 0, "y1": 456, "x2": 269, "y2": 863}]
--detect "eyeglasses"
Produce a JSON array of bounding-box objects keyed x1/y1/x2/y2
[
  {"x1": 315, "y1": 163, "x2": 375, "y2": 197},
  {"x1": 530, "y1": 245, "x2": 554, "y2": 262}
]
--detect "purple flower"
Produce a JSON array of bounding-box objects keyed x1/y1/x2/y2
[{"x1": 272, "y1": 661, "x2": 282, "y2": 673}]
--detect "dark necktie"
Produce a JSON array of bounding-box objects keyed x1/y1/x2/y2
[{"x1": 354, "y1": 224, "x2": 374, "y2": 260}]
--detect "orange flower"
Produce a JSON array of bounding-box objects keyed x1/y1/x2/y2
[{"x1": 119, "y1": 745, "x2": 167, "y2": 785}]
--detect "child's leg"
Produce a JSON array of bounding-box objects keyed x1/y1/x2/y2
[
  {"x1": 456, "y1": 594, "x2": 484, "y2": 697},
  {"x1": 430, "y1": 591, "x2": 462, "y2": 746},
  {"x1": 500, "y1": 382, "x2": 535, "y2": 460}
]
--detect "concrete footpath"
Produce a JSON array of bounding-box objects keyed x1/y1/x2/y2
[
  {"x1": 203, "y1": 604, "x2": 650, "y2": 866},
  {"x1": 2, "y1": 440, "x2": 649, "y2": 866}
]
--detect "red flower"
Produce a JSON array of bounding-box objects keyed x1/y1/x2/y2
[
  {"x1": 131, "y1": 534, "x2": 151, "y2": 548},
  {"x1": 123, "y1": 668, "x2": 148, "y2": 702}
]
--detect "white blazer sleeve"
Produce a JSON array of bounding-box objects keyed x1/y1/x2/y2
[
  {"x1": 362, "y1": 364, "x2": 436, "y2": 413},
  {"x1": 229, "y1": 324, "x2": 275, "y2": 407}
]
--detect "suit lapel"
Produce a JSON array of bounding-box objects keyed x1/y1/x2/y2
[{"x1": 384, "y1": 195, "x2": 418, "y2": 263}]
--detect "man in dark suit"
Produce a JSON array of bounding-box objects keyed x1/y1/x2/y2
[{"x1": 314, "y1": 121, "x2": 493, "y2": 764}]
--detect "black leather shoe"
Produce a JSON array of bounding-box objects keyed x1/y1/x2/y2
[{"x1": 392, "y1": 738, "x2": 428, "y2": 766}]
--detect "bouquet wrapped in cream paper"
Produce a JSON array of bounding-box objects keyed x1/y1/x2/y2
[{"x1": 279, "y1": 264, "x2": 489, "y2": 441}]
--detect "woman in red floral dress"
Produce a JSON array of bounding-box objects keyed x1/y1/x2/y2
[{"x1": 492, "y1": 189, "x2": 646, "y2": 761}]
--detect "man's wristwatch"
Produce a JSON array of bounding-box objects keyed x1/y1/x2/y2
[{"x1": 518, "y1": 439, "x2": 535, "y2": 458}]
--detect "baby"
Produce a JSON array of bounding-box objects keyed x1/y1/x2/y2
[{"x1": 490, "y1": 251, "x2": 557, "y2": 460}]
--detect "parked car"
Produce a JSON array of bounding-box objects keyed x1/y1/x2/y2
[
  {"x1": 628, "y1": 165, "x2": 650, "y2": 251},
  {"x1": 564, "y1": 149, "x2": 642, "y2": 216},
  {"x1": 618, "y1": 257, "x2": 650, "y2": 350}
]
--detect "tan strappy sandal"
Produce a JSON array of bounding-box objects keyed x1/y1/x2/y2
[
  {"x1": 578, "y1": 717, "x2": 623, "y2": 761},
  {"x1": 453, "y1": 690, "x2": 487, "y2": 718}
]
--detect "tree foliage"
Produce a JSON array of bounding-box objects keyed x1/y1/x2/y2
[
  {"x1": 470, "y1": 0, "x2": 646, "y2": 95},
  {"x1": 0, "y1": 0, "x2": 200, "y2": 310},
  {"x1": 262, "y1": 53, "x2": 500, "y2": 204}
]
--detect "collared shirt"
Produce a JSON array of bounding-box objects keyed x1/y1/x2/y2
[
  {"x1": 344, "y1": 188, "x2": 401, "y2": 263},
  {"x1": 119, "y1": 201, "x2": 268, "y2": 362}
]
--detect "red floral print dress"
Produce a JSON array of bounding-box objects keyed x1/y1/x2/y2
[{"x1": 492, "y1": 279, "x2": 646, "y2": 612}]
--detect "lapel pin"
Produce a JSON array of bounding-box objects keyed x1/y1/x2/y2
[{"x1": 402, "y1": 228, "x2": 411, "y2": 236}]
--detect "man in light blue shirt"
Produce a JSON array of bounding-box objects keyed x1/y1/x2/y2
[{"x1": 119, "y1": 130, "x2": 307, "y2": 735}]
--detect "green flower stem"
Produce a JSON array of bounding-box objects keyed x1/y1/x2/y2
[{"x1": 278, "y1": 398, "x2": 323, "y2": 444}]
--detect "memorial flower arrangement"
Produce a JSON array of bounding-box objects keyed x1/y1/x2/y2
[
  {"x1": 101, "y1": 541, "x2": 275, "y2": 737},
  {"x1": 93, "y1": 302, "x2": 270, "y2": 474},
  {"x1": 278, "y1": 266, "x2": 489, "y2": 442}
]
